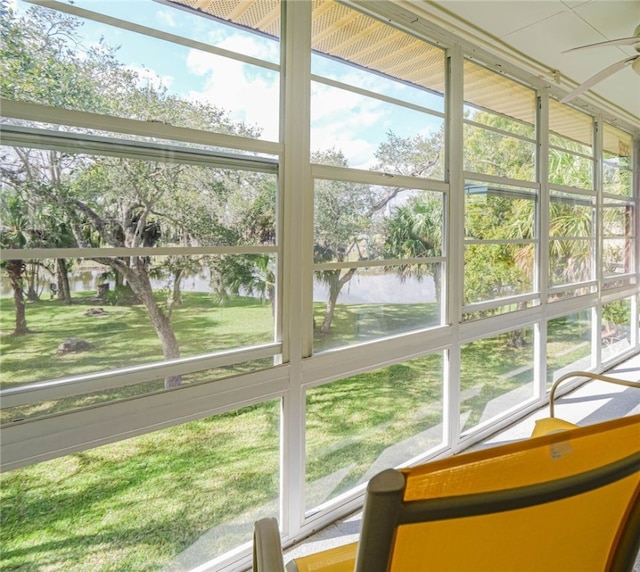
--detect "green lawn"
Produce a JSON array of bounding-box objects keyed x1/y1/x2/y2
[
  {"x1": 0, "y1": 293, "x2": 274, "y2": 389},
  {"x1": 0, "y1": 295, "x2": 589, "y2": 571},
  {"x1": 0, "y1": 403, "x2": 281, "y2": 571}
]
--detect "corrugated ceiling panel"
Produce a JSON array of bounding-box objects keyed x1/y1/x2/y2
[
  {"x1": 171, "y1": 0, "x2": 281, "y2": 37},
  {"x1": 603, "y1": 123, "x2": 632, "y2": 159},
  {"x1": 464, "y1": 60, "x2": 535, "y2": 126},
  {"x1": 310, "y1": 0, "x2": 445, "y2": 93},
  {"x1": 549, "y1": 99, "x2": 593, "y2": 151}
]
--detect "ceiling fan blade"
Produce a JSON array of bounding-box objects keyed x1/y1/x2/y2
[
  {"x1": 560, "y1": 56, "x2": 637, "y2": 104},
  {"x1": 563, "y1": 36, "x2": 640, "y2": 53}
]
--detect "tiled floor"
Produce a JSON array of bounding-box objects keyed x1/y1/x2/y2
[{"x1": 284, "y1": 354, "x2": 640, "y2": 566}]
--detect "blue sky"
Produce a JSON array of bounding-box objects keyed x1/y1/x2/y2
[{"x1": 17, "y1": 0, "x2": 445, "y2": 170}]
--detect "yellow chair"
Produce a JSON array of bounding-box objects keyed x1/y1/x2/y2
[{"x1": 254, "y1": 413, "x2": 640, "y2": 572}]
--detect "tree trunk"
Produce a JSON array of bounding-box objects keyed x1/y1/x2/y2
[
  {"x1": 432, "y1": 263, "x2": 441, "y2": 304},
  {"x1": 508, "y1": 301, "x2": 529, "y2": 348},
  {"x1": 320, "y1": 268, "x2": 356, "y2": 334},
  {"x1": 26, "y1": 262, "x2": 39, "y2": 302},
  {"x1": 6, "y1": 260, "x2": 31, "y2": 336},
  {"x1": 57, "y1": 258, "x2": 72, "y2": 305},
  {"x1": 119, "y1": 258, "x2": 182, "y2": 388},
  {"x1": 171, "y1": 269, "x2": 183, "y2": 306},
  {"x1": 114, "y1": 263, "x2": 124, "y2": 288},
  {"x1": 268, "y1": 283, "x2": 276, "y2": 317},
  {"x1": 321, "y1": 291, "x2": 338, "y2": 334}
]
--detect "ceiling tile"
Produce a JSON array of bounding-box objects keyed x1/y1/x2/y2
[
  {"x1": 572, "y1": 0, "x2": 640, "y2": 39},
  {"x1": 561, "y1": 0, "x2": 592, "y2": 8},
  {"x1": 437, "y1": 1, "x2": 567, "y2": 38}
]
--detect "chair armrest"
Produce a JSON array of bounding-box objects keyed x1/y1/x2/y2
[{"x1": 253, "y1": 517, "x2": 285, "y2": 572}]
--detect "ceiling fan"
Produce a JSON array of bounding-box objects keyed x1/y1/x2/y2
[{"x1": 560, "y1": 24, "x2": 640, "y2": 104}]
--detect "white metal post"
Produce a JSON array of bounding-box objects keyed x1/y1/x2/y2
[
  {"x1": 444, "y1": 43, "x2": 464, "y2": 449},
  {"x1": 279, "y1": 0, "x2": 312, "y2": 541}
]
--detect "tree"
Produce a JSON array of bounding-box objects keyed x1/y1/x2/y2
[
  {"x1": 214, "y1": 177, "x2": 277, "y2": 311},
  {"x1": 0, "y1": 195, "x2": 35, "y2": 335},
  {"x1": 376, "y1": 129, "x2": 444, "y2": 299},
  {"x1": 313, "y1": 129, "x2": 444, "y2": 335},
  {"x1": 313, "y1": 150, "x2": 379, "y2": 334},
  {"x1": 383, "y1": 194, "x2": 443, "y2": 297}
]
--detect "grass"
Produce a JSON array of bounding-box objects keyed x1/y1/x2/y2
[
  {"x1": 0, "y1": 294, "x2": 590, "y2": 571},
  {"x1": 0, "y1": 402, "x2": 281, "y2": 571},
  {"x1": 0, "y1": 293, "x2": 273, "y2": 389},
  {"x1": 306, "y1": 356, "x2": 444, "y2": 498},
  {"x1": 313, "y1": 301, "x2": 440, "y2": 352}
]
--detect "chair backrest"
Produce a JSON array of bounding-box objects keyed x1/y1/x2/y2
[{"x1": 354, "y1": 414, "x2": 640, "y2": 572}]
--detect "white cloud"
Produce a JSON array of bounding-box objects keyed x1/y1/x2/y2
[
  {"x1": 185, "y1": 49, "x2": 280, "y2": 140},
  {"x1": 311, "y1": 125, "x2": 377, "y2": 169},
  {"x1": 310, "y1": 83, "x2": 385, "y2": 169},
  {"x1": 218, "y1": 34, "x2": 280, "y2": 64},
  {"x1": 126, "y1": 64, "x2": 174, "y2": 92},
  {"x1": 155, "y1": 8, "x2": 178, "y2": 28}
]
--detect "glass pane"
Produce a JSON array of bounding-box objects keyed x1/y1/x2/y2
[
  {"x1": 0, "y1": 255, "x2": 276, "y2": 386},
  {"x1": 314, "y1": 180, "x2": 444, "y2": 263},
  {"x1": 549, "y1": 239, "x2": 594, "y2": 286},
  {"x1": 548, "y1": 149, "x2": 593, "y2": 189},
  {"x1": 603, "y1": 162, "x2": 632, "y2": 196},
  {"x1": 1, "y1": 361, "x2": 274, "y2": 424},
  {"x1": 549, "y1": 193, "x2": 594, "y2": 238},
  {"x1": 601, "y1": 298, "x2": 632, "y2": 361},
  {"x1": 603, "y1": 238, "x2": 634, "y2": 277},
  {"x1": 547, "y1": 285, "x2": 594, "y2": 302},
  {"x1": 158, "y1": 0, "x2": 282, "y2": 51},
  {"x1": 549, "y1": 99, "x2": 593, "y2": 154},
  {"x1": 463, "y1": 299, "x2": 537, "y2": 322},
  {"x1": 3, "y1": 3, "x2": 280, "y2": 140},
  {"x1": 602, "y1": 119, "x2": 633, "y2": 197},
  {"x1": 312, "y1": 54, "x2": 443, "y2": 111},
  {"x1": 603, "y1": 276, "x2": 636, "y2": 291},
  {"x1": 603, "y1": 203, "x2": 634, "y2": 237},
  {"x1": 305, "y1": 354, "x2": 443, "y2": 511},
  {"x1": 463, "y1": 106, "x2": 535, "y2": 139},
  {"x1": 463, "y1": 125, "x2": 535, "y2": 181},
  {"x1": 464, "y1": 243, "x2": 533, "y2": 304},
  {"x1": 313, "y1": 265, "x2": 442, "y2": 352},
  {"x1": 311, "y1": 82, "x2": 445, "y2": 175},
  {"x1": 603, "y1": 123, "x2": 632, "y2": 168},
  {"x1": 603, "y1": 203, "x2": 634, "y2": 277},
  {"x1": 460, "y1": 328, "x2": 534, "y2": 433},
  {"x1": 547, "y1": 311, "x2": 592, "y2": 387},
  {"x1": 1, "y1": 147, "x2": 277, "y2": 251},
  {"x1": 465, "y1": 185, "x2": 535, "y2": 240},
  {"x1": 0, "y1": 401, "x2": 280, "y2": 571}
]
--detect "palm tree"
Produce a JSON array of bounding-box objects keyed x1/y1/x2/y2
[
  {"x1": 383, "y1": 195, "x2": 443, "y2": 299},
  {"x1": 0, "y1": 195, "x2": 34, "y2": 335}
]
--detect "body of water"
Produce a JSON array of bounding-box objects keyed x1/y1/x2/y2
[{"x1": 1, "y1": 267, "x2": 437, "y2": 304}]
